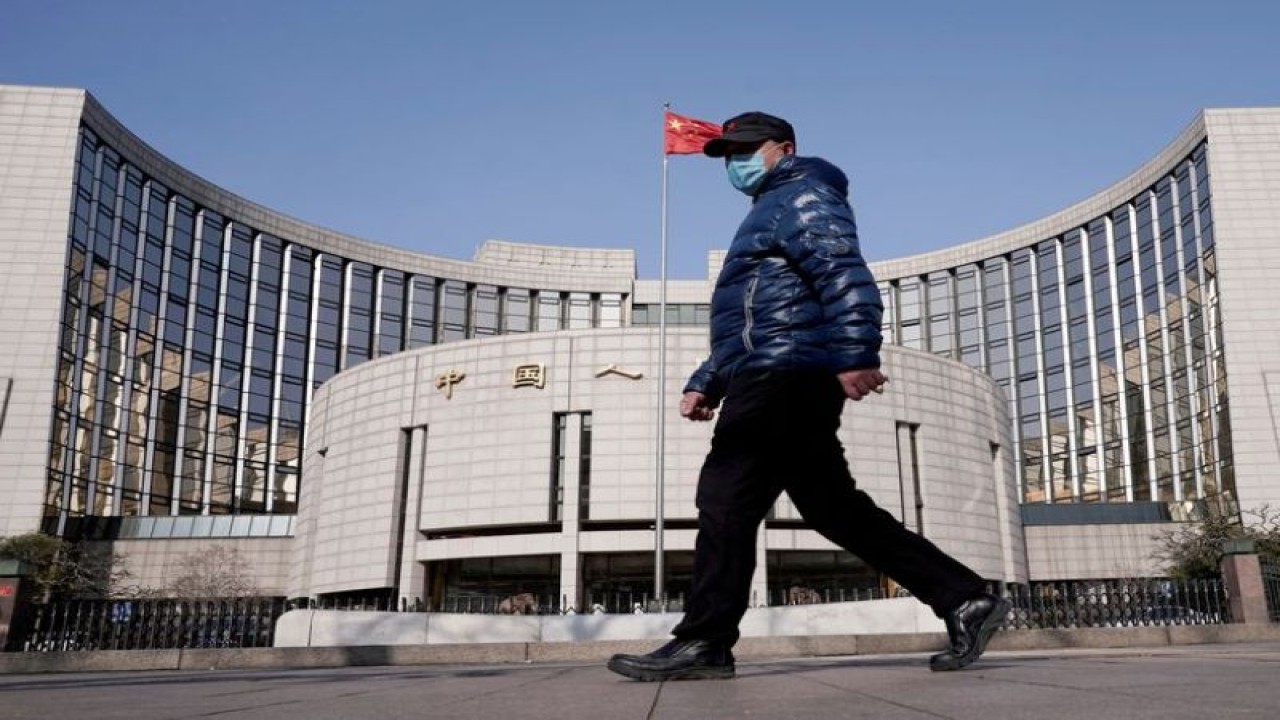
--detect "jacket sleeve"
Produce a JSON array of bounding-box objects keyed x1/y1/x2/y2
[
  {"x1": 775, "y1": 186, "x2": 884, "y2": 371},
  {"x1": 683, "y1": 356, "x2": 726, "y2": 407}
]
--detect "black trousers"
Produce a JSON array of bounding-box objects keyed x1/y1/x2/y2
[{"x1": 670, "y1": 368, "x2": 987, "y2": 646}]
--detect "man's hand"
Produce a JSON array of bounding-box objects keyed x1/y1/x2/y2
[
  {"x1": 838, "y1": 368, "x2": 889, "y2": 401},
  {"x1": 680, "y1": 391, "x2": 716, "y2": 422}
]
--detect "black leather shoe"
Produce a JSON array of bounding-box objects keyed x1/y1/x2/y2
[
  {"x1": 607, "y1": 638, "x2": 736, "y2": 681},
  {"x1": 929, "y1": 593, "x2": 1010, "y2": 672}
]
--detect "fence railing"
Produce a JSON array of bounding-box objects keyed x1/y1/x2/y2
[
  {"x1": 1260, "y1": 557, "x2": 1280, "y2": 623},
  {"x1": 307, "y1": 593, "x2": 680, "y2": 615},
  {"x1": 310, "y1": 579, "x2": 1232, "y2": 630},
  {"x1": 999, "y1": 579, "x2": 1231, "y2": 630},
  {"x1": 19, "y1": 597, "x2": 287, "y2": 652},
  {"x1": 311, "y1": 588, "x2": 882, "y2": 615},
  {"x1": 9, "y1": 577, "x2": 1241, "y2": 652},
  {"x1": 764, "y1": 586, "x2": 901, "y2": 607}
]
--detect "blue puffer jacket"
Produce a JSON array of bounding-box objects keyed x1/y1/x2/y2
[{"x1": 684, "y1": 155, "x2": 883, "y2": 404}]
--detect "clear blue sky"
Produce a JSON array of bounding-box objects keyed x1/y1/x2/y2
[{"x1": 4, "y1": 1, "x2": 1278, "y2": 279}]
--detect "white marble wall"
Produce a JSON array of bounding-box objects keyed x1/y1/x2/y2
[
  {"x1": 0, "y1": 86, "x2": 84, "y2": 537},
  {"x1": 1204, "y1": 109, "x2": 1280, "y2": 515},
  {"x1": 92, "y1": 537, "x2": 293, "y2": 596},
  {"x1": 291, "y1": 328, "x2": 1020, "y2": 599},
  {"x1": 1023, "y1": 524, "x2": 1168, "y2": 580}
]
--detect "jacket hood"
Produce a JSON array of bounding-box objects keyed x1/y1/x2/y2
[{"x1": 756, "y1": 155, "x2": 848, "y2": 199}]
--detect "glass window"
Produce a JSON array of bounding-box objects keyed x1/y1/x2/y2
[
  {"x1": 1037, "y1": 240, "x2": 1058, "y2": 290},
  {"x1": 536, "y1": 292, "x2": 561, "y2": 331},
  {"x1": 694, "y1": 303, "x2": 710, "y2": 325},
  {"x1": 199, "y1": 212, "x2": 224, "y2": 262},
  {"x1": 504, "y1": 289, "x2": 531, "y2": 332},
  {"x1": 377, "y1": 269, "x2": 405, "y2": 356},
  {"x1": 250, "y1": 515, "x2": 273, "y2": 537},
  {"x1": 926, "y1": 272, "x2": 953, "y2": 315},
  {"x1": 1013, "y1": 296, "x2": 1036, "y2": 337},
  {"x1": 955, "y1": 266, "x2": 979, "y2": 312},
  {"x1": 665, "y1": 304, "x2": 682, "y2": 326},
  {"x1": 632, "y1": 304, "x2": 650, "y2": 325},
  {"x1": 1065, "y1": 278, "x2": 1086, "y2": 321},
  {"x1": 1010, "y1": 250, "x2": 1033, "y2": 297},
  {"x1": 898, "y1": 279, "x2": 921, "y2": 322},
  {"x1": 230, "y1": 515, "x2": 253, "y2": 536},
  {"x1": 959, "y1": 308, "x2": 980, "y2": 340},
  {"x1": 986, "y1": 304, "x2": 1008, "y2": 339},
  {"x1": 227, "y1": 224, "x2": 253, "y2": 280},
  {"x1": 1042, "y1": 326, "x2": 1063, "y2": 371},
  {"x1": 440, "y1": 280, "x2": 468, "y2": 342},
  {"x1": 473, "y1": 284, "x2": 499, "y2": 336},
  {"x1": 899, "y1": 322, "x2": 922, "y2": 349},
  {"x1": 283, "y1": 257, "x2": 312, "y2": 341},
  {"x1": 269, "y1": 514, "x2": 294, "y2": 536},
  {"x1": 878, "y1": 282, "x2": 895, "y2": 335},
  {"x1": 1062, "y1": 231, "x2": 1083, "y2": 282},
  {"x1": 345, "y1": 262, "x2": 373, "y2": 365},
  {"x1": 190, "y1": 515, "x2": 214, "y2": 538},
  {"x1": 211, "y1": 514, "x2": 234, "y2": 536},
  {"x1": 677, "y1": 304, "x2": 697, "y2": 326},
  {"x1": 257, "y1": 235, "x2": 284, "y2": 288},
  {"x1": 897, "y1": 279, "x2": 922, "y2": 349},
  {"x1": 1016, "y1": 332, "x2": 1038, "y2": 370},
  {"x1": 408, "y1": 275, "x2": 437, "y2": 348},
  {"x1": 598, "y1": 293, "x2": 624, "y2": 328},
  {"x1": 1177, "y1": 162, "x2": 1198, "y2": 259},
  {"x1": 987, "y1": 338, "x2": 1011, "y2": 382},
  {"x1": 930, "y1": 314, "x2": 953, "y2": 356},
  {"x1": 151, "y1": 516, "x2": 176, "y2": 538},
  {"x1": 926, "y1": 273, "x2": 953, "y2": 357},
  {"x1": 1114, "y1": 223, "x2": 1135, "y2": 298}
]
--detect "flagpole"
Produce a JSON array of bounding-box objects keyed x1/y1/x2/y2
[{"x1": 654, "y1": 102, "x2": 672, "y2": 608}]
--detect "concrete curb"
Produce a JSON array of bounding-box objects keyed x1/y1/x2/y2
[{"x1": 4, "y1": 625, "x2": 1280, "y2": 675}]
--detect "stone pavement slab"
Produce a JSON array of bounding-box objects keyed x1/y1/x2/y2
[{"x1": 1, "y1": 643, "x2": 1278, "y2": 719}]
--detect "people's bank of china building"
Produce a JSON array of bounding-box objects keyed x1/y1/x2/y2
[{"x1": 3, "y1": 84, "x2": 1280, "y2": 610}]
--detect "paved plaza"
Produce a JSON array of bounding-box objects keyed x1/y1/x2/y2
[{"x1": 2, "y1": 642, "x2": 1278, "y2": 719}]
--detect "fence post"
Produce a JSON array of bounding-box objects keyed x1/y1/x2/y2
[
  {"x1": 0, "y1": 561, "x2": 40, "y2": 652},
  {"x1": 1219, "y1": 540, "x2": 1269, "y2": 624}
]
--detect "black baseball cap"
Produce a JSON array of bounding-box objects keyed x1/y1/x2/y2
[{"x1": 702, "y1": 112, "x2": 796, "y2": 157}]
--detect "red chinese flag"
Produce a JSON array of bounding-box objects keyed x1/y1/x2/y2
[{"x1": 664, "y1": 111, "x2": 721, "y2": 155}]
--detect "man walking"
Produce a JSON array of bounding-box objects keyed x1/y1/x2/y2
[{"x1": 607, "y1": 112, "x2": 1009, "y2": 681}]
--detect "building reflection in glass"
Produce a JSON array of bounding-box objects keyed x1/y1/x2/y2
[{"x1": 46, "y1": 127, "x2": 627, "y2": 529}]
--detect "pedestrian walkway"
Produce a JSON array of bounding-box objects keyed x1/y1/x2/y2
[{"x1": 1, "y1": 642, "x2": 1277, "y2": 719}]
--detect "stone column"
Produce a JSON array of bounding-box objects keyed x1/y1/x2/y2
[
  {"x1": 558, "y1": 414, "x2": 583, "y2": 613},
  {"x1": 750, "y1": 530, "x2": 768, "y2": 607},
  {"x1": 1219, "y1": 540, "x2": 1270, "y2": 625},
  {"x1": 396, "y1": 427, "x2": 427, "y2": 610}
]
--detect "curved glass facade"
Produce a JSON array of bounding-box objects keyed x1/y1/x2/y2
[
  {"x1": 876, "y1": 143, "x2": 1231, "y2": 513},
  {"x1": 47, "y1": 126, "x2": 626, "y2": 526},
  {"x1": 40, "y1": 108, "x2": 1234, "y2": 534}
]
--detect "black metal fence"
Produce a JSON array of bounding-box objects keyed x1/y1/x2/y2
[
  {"x1": 394, "y1": 587, "x2": 894, "y2": 615},
  {"x1": 764, "y1": 586, "x2": 902, "y2": 607},
  {"x1": 1260, "y1": 557, "x2": 1280, "y2": 622},
  {"x1": 308, "y1": 593, "x2": 678, "y2": 615},
  {"x1": 308, "y1": 595, "x2": 417, "y2": 613},
  {"x1": 8, "y1": 577, "x2": 1240, "y2": 653},
  {"x1": 304, "y1": 579, "x2": 1231, "y2": 630},
  {"x1": 431, "y1": 594, "x2": 575, "y2": 615},
  {"x1": 18, "y1": 597, "x2": 287, "y2": 652},
  {"x1": 999, "y1": 579, "x2": 1230, "y2": 630}
]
